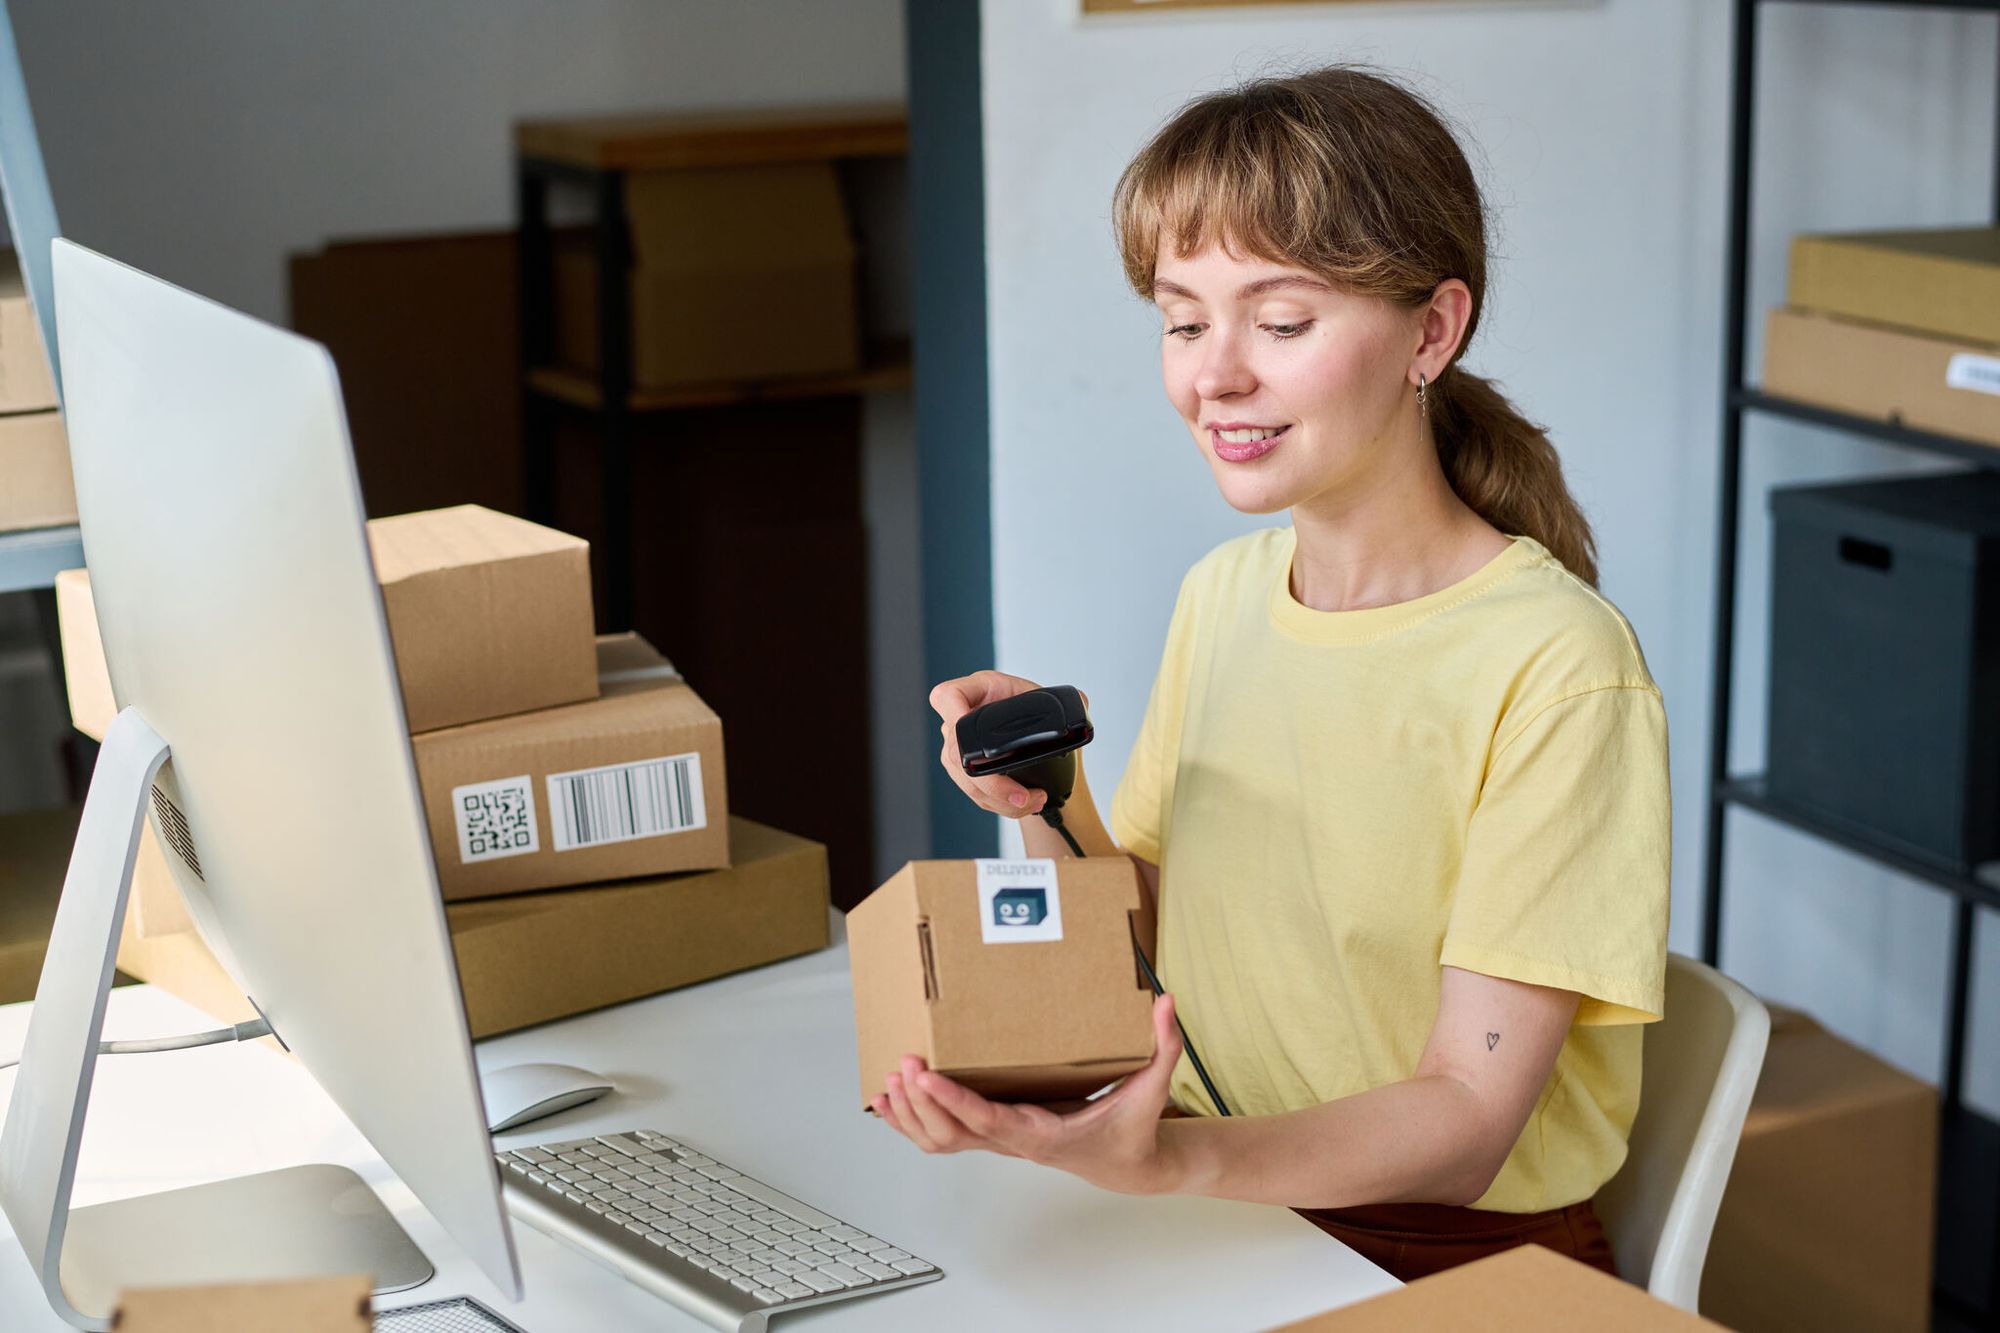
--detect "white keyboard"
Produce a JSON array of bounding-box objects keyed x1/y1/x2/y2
[{"x1": 497, "y1": 1130, "x2": 942, "y2": 1332}]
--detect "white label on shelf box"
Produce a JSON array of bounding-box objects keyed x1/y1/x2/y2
[
  {"x1": 975, "y1": 858, "x2": 1064, "y2": 944},
  {"x1": 1945, "y1": 353, "x2": 2000, "y2": 398}
]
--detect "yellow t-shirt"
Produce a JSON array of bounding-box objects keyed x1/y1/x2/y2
[{"x1": 1109, "y1": 527, "x2": 1670, "y2": 1214}]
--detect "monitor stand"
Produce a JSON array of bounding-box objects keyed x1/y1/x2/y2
[{"x1": 0, "y1": 709, "x2": 433, "y2": 1331}]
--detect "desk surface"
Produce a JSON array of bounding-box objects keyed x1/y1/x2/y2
[{"x1": 0, "y1": 930, "x2": 1396, "y2": 1331}]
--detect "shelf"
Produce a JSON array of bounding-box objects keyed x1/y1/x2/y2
[
  {"x1": 1716, "y1": 775, "x2": 2000, "y2": 912},
  {"x1": 515, "y1": 102, "x2": 907, "y2": 173},
  {"x1": 526, "y1": 339, "x2": 912, "y2": 413},
  {"x1": 0, "y1": 523, "x2": 81, "y2": 595},
  {"x1": 1761, "y1": 0, "x2": 2000, "y2": 10},
  {"x1": 1734, "y1": 388, "x2": 2000, "y2": 469}
]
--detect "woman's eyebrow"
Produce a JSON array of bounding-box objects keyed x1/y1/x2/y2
[{"x1": 1152, "y1": 275, "x2": 1335, "y2": 301}]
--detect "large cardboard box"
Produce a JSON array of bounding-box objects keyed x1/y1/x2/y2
[
  {"x1": 1698, "y1": 1004, "x2": 1936, "y2": 1333},
  {"x1": 366, "y1": 504, "x2": 598, "y2": 732},
  {"x1": 116, "y1": 816, "x2": 828, "y2": 1040},
  {"x1": 1267, "y1": 1243, "x2": 1726, "y2": 1331},
  {"x1": 0, "y1": 249, "x2": 59, "y2": 413},
  {"x1": 1763, "y1": 305, "x2": 2000, "y2": 449},
  {"x1": 0, "y1": 408, "x2": 74, "y2": 533},
  {"x1": 1789, "y1": 226, "x2": 2000, "y2": 346},
  {"x1": 848, "y1": 857, "x2": 1154, "y2": 1108},
  {"x1": 551, "y1": 162, "x2": 859, "y2": 389},
  {"x1": 416, "y1": 631, "x2": 729, "y2": 901}
]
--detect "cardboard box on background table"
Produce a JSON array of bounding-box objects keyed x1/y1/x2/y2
[
  {"x1": 848, "y1": 857, "x2": 1155, "y2": 1108},
  {"x1": 366, "y1": 503, "x2": 598, "y2": 732},
  {"x1": 415, "y1": 630, "x2": 729, "y2": 901},
  {"x1": 1763, "y1": 305, "x2": 2000, "y2": 450},
  {"x1": 1266, "y1": 1243, "x2": 1727, "y2": 1331},
  {"x1": 115, "y1": 816, "x2": 828, "y2": 1040},
  {"x1": 0, "y1": 407, "x2": 73, "y2": 533},
  {"x1": 0, "y1": 248, "x2": 59, "y2": 414},
  {"x1": 1789, "y1": 226, "x2": 2000, "y2": 347},
  {"x1": 115, "y1": 1274, "x2": 372, "y2": 1333},
  {"x1": 1698, "y1": 1004, "x2": 1936, "y2": 1333},
  {"x1": 550, "y1": 162, "x2": 859, "y2": 389}
]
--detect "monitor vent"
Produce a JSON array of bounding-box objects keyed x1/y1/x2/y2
[{"x1": 150, "y1": 785, "x2": 204, "y2": 881}]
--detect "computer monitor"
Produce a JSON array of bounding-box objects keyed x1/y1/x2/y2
[{"x1": 0, "y1": 240, "x2": 521, "y2": 1328}]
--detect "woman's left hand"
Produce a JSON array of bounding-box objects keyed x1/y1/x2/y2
[{"x1": 872, "y1": 993, "x2": 1186, "y2": 1196}]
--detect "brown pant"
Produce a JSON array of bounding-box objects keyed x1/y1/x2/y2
[{"x1": 1294, "y1": 1198, "x2": 1620, "y2": 1284}]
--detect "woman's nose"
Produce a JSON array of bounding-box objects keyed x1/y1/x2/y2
[{"x1": 1193, "y1": 329, "x2": 1256, "y2": 401}]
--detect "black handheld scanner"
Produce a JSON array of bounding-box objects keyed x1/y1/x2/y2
[{"x1": 955, "y1": 684, "x2": 1093, "y2": 808}]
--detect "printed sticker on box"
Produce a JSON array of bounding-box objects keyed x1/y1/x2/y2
[
  {"x1": 453, "y1": 774, "x2": 541, "y2": 863},
  {"x1": 1947, "y1": 353, "x2": 2000, "y2": 398},
  {"x1": 547, "y1": 751, "x2": 706, "y2": 853},
  {"x1": 976, "y1": 858, "x2": 1064, "y2": 944}
]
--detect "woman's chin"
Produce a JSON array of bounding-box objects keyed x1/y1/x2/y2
[{"x1": 1212, "y1": 471, "x2": 1297, "y2": 516}]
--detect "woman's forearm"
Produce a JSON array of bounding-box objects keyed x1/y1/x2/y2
[
  {"x1": 1018, "y1": 758, "x2": 1127, "y2": 859},
  {"x1": 1157, "y1": 1074, "x2": 1500, "y2": 1209}
]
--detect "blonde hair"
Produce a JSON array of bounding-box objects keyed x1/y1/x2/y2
[{"x1": 1112, "y1": 65, "x2": 1600, "y2": 586}]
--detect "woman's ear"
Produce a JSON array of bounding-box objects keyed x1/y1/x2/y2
[{"x1": 1410, "y1": 279, "x2": 1473, "y2": 385}]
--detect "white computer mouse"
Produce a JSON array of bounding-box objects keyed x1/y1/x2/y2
[{"x1": 482, "y1": 1062, "x2": 616, "y2": 1133}]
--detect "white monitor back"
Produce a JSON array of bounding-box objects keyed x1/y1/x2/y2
[{"x1": 50, "y1": 238, "x2": 520, "y2": 1298}]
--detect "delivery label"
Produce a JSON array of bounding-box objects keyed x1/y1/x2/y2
[
  {"x1": 547, "y1": 751, "x2": 706, "y2": 852},
  {"x1": 1946, "y1": 352, "x2": 2000, "y2": 397},
  {"x1": 453, "y1": 774, "x2": 541, "y2": 863},
  {"x1": 976, "y1": 858, "x2": 1064, "y2": 944}
]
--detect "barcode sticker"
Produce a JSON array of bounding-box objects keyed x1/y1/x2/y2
[
  {"x1": 547, "y1": 752, "x2": 706, "y2": 852},
  {"x1": 1946, "y1": 353, "x2": 2000, "y2": 398},
  {"x1": 453, "y1": 775, "x2": 541, "y2": 864}
]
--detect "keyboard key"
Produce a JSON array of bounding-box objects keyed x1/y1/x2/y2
[
  {"x1": 730, "y1": 1276, "x2": 761, "y2": 1293},
  {"x1": 752, "y1": 1287, "x2": 785, "y2": 1305},
  {"x1": 773, "y1": 1258, "x2": 810, "y2": 1275},
  {"x1": 797, "y1": 1271, "x2": 842, "y2": 1294},
  {"x1": 729, "y1": 1259, "x2": 762, "y2": 1276},
  {"x1": 644, "y1": 1232, "x2": 672, "y2": 1247},
  {"x1": 812, "y1": 1241, "x2": 848, "y2": 1259},
  {"x1": 822, "y1": 1225, "x2": 867, "y2": 1243},
  {"x1": 623, "y1": 1221, "x2": 648, "y2": 1235},
  {"x1": 775, "y1": 1282, "x2": 814, "y2": 1300},
  {"x1": 731, "y1": 1179, "x2": 837, "y2": 1230},
  {"x1": 632, "y1": 1209, "x2": 666, "y2": 1224},
  {"x1": 696, "y1": 1166, "x2": 742, "y2": 1182},
  {"x1": 857, "y1": 1260, "x2": 897, "y2": 1281},
  {"x1": 766, "y1": 1215, "x2": 801, "y2": 1232},
  {"x1": 776, "y1": 1240, "x2": 815, "y2": 1259},
  {"x1": 874, "y1": 1247, "x2": 912, "y2": 1263},
  {"x1": 504, "y1": 1160, "x2": 531, "y2": 1175},
  {"x1": 816, "y1": 1262, "x2": 869, "y2": 1289},
  {"x1": 583, "y1": 1202, "x2": 607, "y2": 1216},
  {"x1": 704, "y1": 1259, "x2": 737, "y2": 1278},
  {"x1": 597, "y1": 1134, "x2": 646, "y2": 1156},
  {"x1": 891, "y1": 1257, "x2": 937, "y2": 1276}
]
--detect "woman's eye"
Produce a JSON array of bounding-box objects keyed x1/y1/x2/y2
[
  {"x1": 1263, "y1": 321, "x2": 1313, "y2": 340},
  {"x1": 1165, "y1": 322, "x2": 1205, "y2": 340}
]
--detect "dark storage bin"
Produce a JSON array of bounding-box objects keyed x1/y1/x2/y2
[{"x1": 1767, "y1": 471, "x2": 2000, "y2": 871}]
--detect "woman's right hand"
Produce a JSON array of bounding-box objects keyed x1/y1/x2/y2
[{"x1": 929, "y1": 669, "x2": 1052, "y2": 819}]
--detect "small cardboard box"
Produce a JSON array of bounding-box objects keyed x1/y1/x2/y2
[
  {"x1": 366, "y1": 504, "x2": 598, "y2": 732},
  {"x1": 551, "y1": 162, "x2": 860, "y2": 389},
  {"x1": 1267, "y1": 1243, "x2": 1726, "y2": 1331},
  {"x1": 114, "y1": 816, "x2": 828, "y2": 1040},
  {"x1": 848, "y1": 857, "x2": 1155, "y2": 1107},
  {"x1": 0, "y1": 249, "x2": 59, "y2": 414},
  {"x1": 1698, "y1": 1004, "x2": 1936, "y2": 1333},
  {"x1": 0, "y1": 408, "x2": 74, "y2": 533},
  {"x1": 1789, "y1": 226, "x2": 2000, "y2": 346},
  {"x1": 1763, "y1": 305, "x2": 2000, "y2": 450},
  {"x1": 115, "y1": 1275, "x2": 371, "y2": 1333},
  {"x1": 416, "y1": 630, "x2": 729, "y2": 901}
]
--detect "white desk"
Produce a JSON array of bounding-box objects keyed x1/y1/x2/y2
[{"x1": 0, "y1": 933, "x2": 1397, "y2": 1331}]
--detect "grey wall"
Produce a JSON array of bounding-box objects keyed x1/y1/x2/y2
[
  {"x1": 4, "y1": 0, "x2": 933, "y2": 879},
  {"x1": 980, "y1": 0, "x2": 2000, "y2": 1117}
]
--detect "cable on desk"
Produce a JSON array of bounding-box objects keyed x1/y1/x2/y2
[{"x1": 0, "y1": 1016, "x2": 273, "y2": 1073}]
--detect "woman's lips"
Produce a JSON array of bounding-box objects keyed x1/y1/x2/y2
[{"x1": 1211, "y1": 425, "x2": 1288, "y2": 463}]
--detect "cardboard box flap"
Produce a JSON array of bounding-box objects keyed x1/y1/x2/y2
[
  {"x1": 1824, "y1": 226, "x2": 2000, "y2": 265},
  {"x1": 365, "y1": 503, "x2": 585, "y2": 583},
  {"x1": 624, "y1": 164, "x2": 855, "y2": 271},
  {"x1": 911, "y1": 859, "x2": 1153, "y2": 1072}
]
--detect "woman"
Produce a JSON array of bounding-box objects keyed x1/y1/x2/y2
[{"x1": 873, "y1": 64, "x2": 1669, "y2": 1283}]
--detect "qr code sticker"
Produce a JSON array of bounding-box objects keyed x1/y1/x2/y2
[{"x1": 453, "y1": 775, "x2": 541, "y2": 864}]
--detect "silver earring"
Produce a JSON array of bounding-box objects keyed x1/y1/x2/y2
[{"x1": 1417, "y1": 373, "x2": 1428, "y2": 416}]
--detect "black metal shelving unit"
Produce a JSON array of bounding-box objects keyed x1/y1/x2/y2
[{"x1": 1702, "y1": 0, "x2": 2000, "y2": 1322}]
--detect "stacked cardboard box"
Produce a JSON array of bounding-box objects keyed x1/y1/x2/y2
[
  {"x1": 51, "y1": 504, "x2": 828, "y2": 1030},
  {"x1": 1764, "y1": 227, "x2": 2000, "y2": 448},
  {"x1": 0, "y1": 247, "x2": 73, "y2": 533}
]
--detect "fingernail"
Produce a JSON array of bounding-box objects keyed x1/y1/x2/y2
[{"x1": 1009, "y1": 791, "x2": 1027, "y2": 808}]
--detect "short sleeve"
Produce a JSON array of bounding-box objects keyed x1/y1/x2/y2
[
  {"x1": 1439, "y1": 685, "x2": 1671, "y2": 1025},
  {"x1": 1110, "y1": 574, "x2": 1197, "y2": 866}
]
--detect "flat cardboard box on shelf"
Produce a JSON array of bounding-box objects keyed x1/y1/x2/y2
[
  {"x1": 1267, "y1": 1244, "x2": 1725, "y2": 1331},
  {"x1": 0, "y1": 248, "x2": 59, "y2": 413},
  {"x1": 0, "y1": 408, "x2": 73, "y2": 533},
  {"x1": 55, "y1": 564, "x2": 722, "y2": 924},
  {"x1": 116, "y1": 816, "x2": 828, "y2": 1040},
  {"x1": 366, "y1": 504, "x2": 598, "y2": 732},
  {"x1": 550, "y1": 161, "x2": 859, "y2": 389},
  {"x1": 848, "y1": 857, "x2": 1154, "y2": 1108},
  {"x1": 1698, "y1": 1003, "x2": 1936, "y2": 1333},
  {"x1": 1789, "y1": 226, "x2": 2000, "y2": 346},
  {"x1": 1763, "y1": 305, "x2": 2000, "y2": 449},
  {"x1": 415, "y1": 630, "x2": 729, "y2": 901}
]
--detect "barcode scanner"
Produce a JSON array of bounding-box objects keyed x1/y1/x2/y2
[{"x1": 955, "y1": 685, "x2": 1232, "y2": 1116}]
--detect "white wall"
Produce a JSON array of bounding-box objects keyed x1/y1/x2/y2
[
  {"x1": 4, "y1": 0, "x2": 933, "y2": 876},
  {"x1": 982, "y1": 0, "x2": 2000, "y2": 1116}
]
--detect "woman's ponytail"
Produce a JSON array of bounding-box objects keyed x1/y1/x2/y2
[{"x1": 1430, "y1": 369, "x2": 1600, "y2": 588}]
